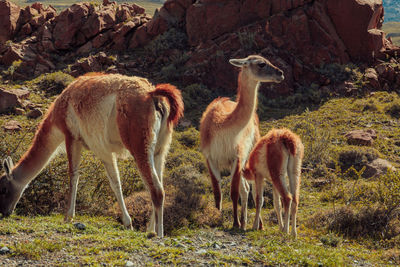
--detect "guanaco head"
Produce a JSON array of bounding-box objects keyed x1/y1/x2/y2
[
  {"x1": 229, "y1": 55, "x2": 284, "y2": 83},
  {"x1": 0, "y1": 157, "x2": 19, "y2": 218}
]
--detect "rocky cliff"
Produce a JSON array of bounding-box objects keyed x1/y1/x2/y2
[{"x1": 0, "y1": 0, "x2": 399, "y2": 96}]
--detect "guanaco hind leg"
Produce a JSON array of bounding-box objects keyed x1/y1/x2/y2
[
  {"x1": 239, "y1": 176, "x2": 250, "y2": 229},
  {"x1": 252, "y1": 173, "x2": 264, "y2": 230},
  {"x1": 288, "y1": 155, "x2": 301, "y2": 237}
]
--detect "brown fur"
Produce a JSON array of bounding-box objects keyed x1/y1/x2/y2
[
  {"x1": 207, "y1": 160, "x2": 222, "y2": 209},
  {"x1": 200, "y1": 55, "x2": 284, "y2": 229},
  {"x1": 244, "y1": 128, "x2": 304, "y2": 236},
  {"x1": 1, "y1": 73, "x2": 183, "y2": 237},
  {"x1": 200, "y1": 71, "x2": 261, "y2": 229},
  {"x1": 150, "y1": 84, "x2": 184, "y2": 126}
]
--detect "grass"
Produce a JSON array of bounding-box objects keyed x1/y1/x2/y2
[
  {"x1": 0, "y1": 214, "x2": 396, "y2": 265},
  {"x1": 1, "y1": 69, "x2": 400, "y2": 265}
]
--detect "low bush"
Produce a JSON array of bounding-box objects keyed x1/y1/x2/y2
[
  {"x1": 292, "y1": 114, "x2": 332, "y2": 168},
  {"x1": 335, "y1": 146, "x2": 380, "y2": 174},
  {"x1": 33, "y1": 71, "x2": 75, "y2": 96},
  {"x1": 144, "y1": 28, "x2": 187, "y2": 58},
  {"x1": 311, "y1": 170, "x2": 400, "y2": 240},
  {"x1": 385, "y1": 102, "x2": 400, "y2": 118},
  {"x1": 181, "y1": 83, "x2": 219, "y2": 126}
]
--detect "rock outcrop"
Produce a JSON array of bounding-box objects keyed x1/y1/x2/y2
[
  {"x1": 345, "y1": 129, "x2": 377, "y2": 146},
  {"x1": 0, "y1": 0, "x2": 152, "y2": 79},
  {"x1": 0, "y1": 0, "x2": 399, "y2": 96}
]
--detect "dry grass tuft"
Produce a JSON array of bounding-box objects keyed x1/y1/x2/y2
[{"x1": 310, "y1": 205, "x2": 400, "y2": 239}]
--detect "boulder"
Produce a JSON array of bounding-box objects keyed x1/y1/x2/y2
[
  {"x1": 1, "y1": 43, "x2": 23, "y2": 66},
  {"x1": 363, "y1": 158, "x2": 396, "y2": 178},
  {"x1": 10, "y1": 88, "x2": 30, "y2": 99},
  {"x1": 345, "y1": 129, "x2": 377, "y2": 146},
  {"x1": 81, "y1": 4, "x2": 116, "y2": 39},
  {"x1": 365, "y1": 68, "x2": 380, "y2": 89},
  {"x1": 26, "y1": 108, "x2": 43, "y2": 119},
  {"x1": 92, "y1": 31, "x2": 112, "y2": 48},
  {"x1": 111, "y1": 20, "x2": 140, "y2": 50},
  {"x1": 0, "y1": 88, "x2": 20, "y2": 113},
  {"x1": 53, "y1": 3, "x2": 92, "y2": 50},
  {"x1": 0, "y1": 1, "x2": 21, "y2": 43},
  {"x1": 129, "y1": 25, "x2": 151, "y2": 49},
  {"x1": 326, "y1": 0, "x2": 385, "y2": 62},
  {"x1": 186, "y1": 0, "x2": 241, "y2": 46}
]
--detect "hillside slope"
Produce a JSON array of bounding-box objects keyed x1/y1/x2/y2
[{"x1": 383, "y1": 21, "x2": 400, "y2": 45}]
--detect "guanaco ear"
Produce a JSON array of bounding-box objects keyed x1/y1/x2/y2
[
  {"x1": 2, "y1": 156, "x2": 14, "y2": 180},
  {"x1": 229, "y1": 58, "x2": 249, "y2": 68}
]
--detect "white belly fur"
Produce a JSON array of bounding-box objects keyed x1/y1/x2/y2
[{"x1": 66, "y1": 94, "x2": 130, "y2": 160}]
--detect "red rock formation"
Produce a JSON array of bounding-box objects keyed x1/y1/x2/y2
[
  {"x1": 326, "y1": 0, "x2": 386, "y2": 61},
  {"x1": 0, "y1": 1, "x2": 21, "y2": 43},
  {"x1": 0, "y1": 0, "x2": 399, "y2": 97},
  {"x1": 0, "y1": 1, "x2": 151, "y2": 78}
]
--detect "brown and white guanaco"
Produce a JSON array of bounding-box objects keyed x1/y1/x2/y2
[
  {"x1": 0, "y1": 73, "x2": 183, "y2": 237},
  {"x1": 200, "y1": 55, "x2": 284, "y2": 229},
  {"x1": 243, "y1": 128, "x2": 304, "y2": 237}
]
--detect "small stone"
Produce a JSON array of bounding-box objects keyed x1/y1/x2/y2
[
  {"x1": 3, "y1": 120, "x2": 22, "y2": 131},
  {"x1": 364, "y1": 158, "x2": 396, "y2": 178},
  {"x1": 12, "y1": 88, "x2": 30, "y2": 99},
  {"x1": 175, "y1": 243, "x2": 187, "y2": 249},
  {"x1": 0, "y1": 246, "x2": 10, "y2": 254},
  {"x1": 15, "y1": 108, "x2": 24, "y2": 115},
  {"x1": 73, "y1": 222, "x2": 86, "y2": 230},
  {"x1": 344, "y1": 129, "x2": 377, "y2": 146},
  {"x1": 26, "y1": 108, "x2": 42, "y2": 119},
  {"x1": 125, "y1": 260, "x2": 134, "y2": 267},
  {"x1": 212, "y1": 243, "x2": 220, "y2": 249},
  {"x1": 196, "y1": 249, "x2": 207, "y2": 254}
]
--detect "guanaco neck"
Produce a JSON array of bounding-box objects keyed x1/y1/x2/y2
[
  {"x1": 10, "y1": 117, "x2": 61, "y2": 191},
  {"x1": 223, "y1": 69, "x2": 259, "y2": 133}
]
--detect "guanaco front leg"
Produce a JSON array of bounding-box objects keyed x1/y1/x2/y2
[{"x1": 65, "y1": 138, "x2": 82, "y2": 222}]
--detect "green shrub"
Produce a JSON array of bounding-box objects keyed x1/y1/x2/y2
[
  {"x1": 158, "y1": 52, "x2": 190, "y2": 81},
  {"x1": 385, "y1": 102, "x2": 400, "y2": 118},
  {"x1": 3, "y1": 60, "x2": 23, "y2": 78},
  {"x1": 34, "y1": 71, "x2": 75, "y2": 96},
  {"x1": 176, "y1": 127, "x2": 199, "y2": 148},
  {"x1": 144, "y1": 28, "x2": 187, "y2": 58},
  {"x1": 181, "y1": 83, "x2": 219, "y2": 126},
  {"x1": 320, "y1": 232, "x2": 342, "y2": 247},
  {"x1": 315, "y1": 63, "x2": 358, "y2": 83},
  {"x1": 292, "y1": 114, "x2": 332, "y2": 168},
  {"x1": 335, "y1": 146, "x2": 380, "y2": 174},
  {"x1": 312, "y1": 170, "x2": 400, "y2": 240}
]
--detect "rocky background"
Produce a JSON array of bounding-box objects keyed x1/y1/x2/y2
[{"x1": 0, "y1": 0, "x2": 400, "y2": 98}]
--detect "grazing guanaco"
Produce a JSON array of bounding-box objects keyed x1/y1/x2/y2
[
  {"x1": 243, "y1": 128, "x2": 304, "y2": 237},
  {"x1": 0, "y1": 73, "x2": 183, "y2": 237},
  {"x1": 200, "y1": 55, "x2": 284, "y2": 229}
]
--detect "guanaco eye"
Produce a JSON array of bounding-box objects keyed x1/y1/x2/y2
[
  {"x1": 0, "y1": 187, "x2": 6, "y2": 195},
  {"x1": 258, "y1": 62, "x2": 266, "y2": 68}
]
